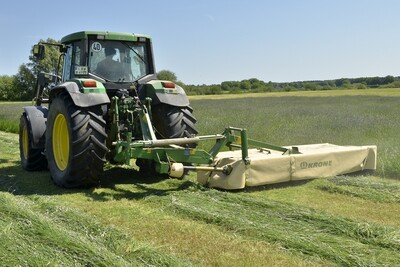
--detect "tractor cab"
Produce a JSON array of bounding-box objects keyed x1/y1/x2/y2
[{"x1": 60, "y1": 31, "x2": 156, "y2": 85}]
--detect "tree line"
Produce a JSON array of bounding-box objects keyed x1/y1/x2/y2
[
  {"x1": 1, "y1": 39, "x2": 399, "y2": 101},
  {"x1": 181, "y1": 75, "x2": 400, "y2": 96},
  {"x1": 144, "y1": 70, "x2": 400, "y2": 96}
]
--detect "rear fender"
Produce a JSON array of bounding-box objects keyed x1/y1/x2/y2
[
  {"x1": 139, "y1": 80, "x2": 190, "y2": 107},
  {"x1": 50, "y1": 80, "x2": 110, "y2": 108},
  {"x1": 23, "y1": 106, "x2": 48, "y2": 149}
]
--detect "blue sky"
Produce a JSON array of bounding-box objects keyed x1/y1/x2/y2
[{"x1": 0, "y1": 0, "x2": 399, "y2": 84}]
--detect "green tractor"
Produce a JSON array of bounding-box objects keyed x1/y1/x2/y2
[
  {"x1": 20, "y1": 31, "x2": 198, "y2": 188},
  {"x1": 19, "y1": 31, "x2": 377, "y2": 190}
]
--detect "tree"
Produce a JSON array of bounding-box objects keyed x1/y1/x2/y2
[
  {"x1": 357, "y1": 83, "x2": 368, "y2": 89},
  {"x1": 157, "y1": 70, "x2": 177, "y2": 82},
  {"x1": 14, "y1": 64, "x2": 36, "y2": 100},
  {"x1": 248, "y1": 78, "x2": 264, "y2": 90},
  {"x1": 383, "y1": 75, "x2": 395, "y2": 85},
  {"x1": 239, "y1": 80, "x2": 250, "y2": 90},
  {"x1": 304, "y1": 83, "x2": 319, "y2": 91},
  {"x1": 14, "y1": 38, "x2": 62, "y2": 100},
  {"x1": 221, "y1": 81, "x2": 238, "y2": 91},
  {"x1": 27, "y1": 38, "x2": 63, "y2": 76},
  {"x1": 0, "y1": 75, "x2": 17, "y2": 101}
]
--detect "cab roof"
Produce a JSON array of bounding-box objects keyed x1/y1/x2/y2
[{"x1": 61, "y1": 31, "x2": 151, "y2": 44}]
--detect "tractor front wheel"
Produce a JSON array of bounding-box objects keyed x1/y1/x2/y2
[
  {"x1": 46, "y1": 93, "x2": 108, "y2": 188},
  {"x1": 19, "y1": 114, "x2": 47, "y2": 171}
]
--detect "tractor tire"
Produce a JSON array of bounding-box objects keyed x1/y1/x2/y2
[
  {"x1": 19, "y1": 114, "x2": 47, "y2": 171},
  {"x1": 46, "y1": 92, "x2": 108, "y2": 188},
  {"x1": 137, "y1": 104, "x2": 198, "y2": 174},
  {"x1": 152, "y1": 104, "x2": 198, "y2": 141}
]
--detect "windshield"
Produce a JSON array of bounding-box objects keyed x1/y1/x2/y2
[{"x1": 89, "y1": 40, "x2": 149, "y2": 82}]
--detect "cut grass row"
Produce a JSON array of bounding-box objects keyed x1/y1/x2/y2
[
  {"x1": 156, "y1": 186, "x2": 400, "y2": 266},
  {"x1": 317, "y1": 176, "x2": 400, "y2": 203},
  {"x1": 0, "y1": 192, "x2": 189, "y2": 266},
  {"x1": 0, "y1": 132, "x2": 186, "y2": 266},
  {"x1": 2, "y1": 157, "x2": 399, "y2": 265},
  {"x1": 245, "y1": 177, "x2": 400, "y2": 229}
]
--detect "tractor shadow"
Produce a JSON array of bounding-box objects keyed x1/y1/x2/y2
[
  {"x1": 237, "y1": 171, "x2": 378, "y2": 194},
  {"x1": 0, "y1": 162, "x2": 193, "y2": 201},
  {"x1": 0, "y1": 164, "x2": 63, "y2": 196},
  {"x1": 238, "y1": 179, "x2": 314, "y2": 193},
  {"x1": 91, "y1": 165, "x2": 195, "y2": 201},
  {"x1": 100, "y1": 165, "x2": 165, "y2": 186},
  {"x1": 1, "y1": 161, "x2": 324, "y2": 201}
]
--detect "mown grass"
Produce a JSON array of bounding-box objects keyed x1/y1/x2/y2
[
  {"x1": 0, "y1": 193, "x2": 190, "y2": 266},
  {"x1": 317, "y1": 176, "x2": 400, "y2": 203},
  {"x1": 0, "y1": 132, "x2": 191, "y2": 266},
  {"x1": 1, "y1": 151, "x2": 400, "y2": 266},
  {"x1": 1, "y1": 89, "x2": 400, "y2": 266},
  {"x1": 0, "y1": 132, "x2": 329, "y2": 266},
  {"x1": 244, "y1": 177, "x2": 400, "y2": 229},
  {"x1": 155, "y1": 187, "x2": 400, "y2": 266}
]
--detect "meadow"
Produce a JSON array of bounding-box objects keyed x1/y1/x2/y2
[
  {"x1": 192, "y1": 89, "x2": 400, "y2": 178},
  {"x1": 1, "y1": 88, "x2": 400, "y2": 266},
  {"x1": 0, "y1": 101, "x2": 25, "y2": 133}
]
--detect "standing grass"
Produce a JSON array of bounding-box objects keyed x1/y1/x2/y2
[
  {"x1": 0, "y1": 119, "x2": 19, "y2": 133},
  {"x1": 191, "y1": 93, "x2": 400, "y2": 179},
  {"x1": 0, "y1": 101, "x2": 28, "y2": 133}
]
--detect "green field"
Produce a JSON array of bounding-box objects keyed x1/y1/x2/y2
[{"x1": 1, "y1": 88, "x2": 400, "y2": 266}]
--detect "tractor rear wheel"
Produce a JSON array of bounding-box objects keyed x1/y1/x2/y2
[
  {"x1": 137, "y1": 104, "x2": 198, "y2": 174},
  {"x1": 19, "y1": 114, "x2": 47, "y2": 171},
  {"x1": 152, "y1": 104, "x2": 198, "y2": 141},
  {"x1": 46, "y1": 92, "x2": 108, "y2": 188}
]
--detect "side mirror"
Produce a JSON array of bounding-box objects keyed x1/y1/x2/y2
[{"x1": 33, "y1": 44, "x2": 45, "y2": 60}]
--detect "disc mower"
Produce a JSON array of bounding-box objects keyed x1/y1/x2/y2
[{"x1": 19, "y1": 31, "x2": 377, "y2": 190}]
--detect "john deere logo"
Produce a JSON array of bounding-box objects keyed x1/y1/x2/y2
[{"x1": 300, "y1": 160, "x2": 332, "y2": 169}]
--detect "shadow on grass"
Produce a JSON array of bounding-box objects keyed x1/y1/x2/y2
[
  {"x1": 89, "y1": 165, "x2": 196, "y2": 201},
  {"x1": 0, "y1": 163, "x2": 196, "y2": 201},
  {"x1": 2, "y1": 160, "x2": 345, "y2": 202},
  {"x1": 0, "y1": 158, "x2": 20, "y2": 165},
  {"x1": 235, "y1": 179, "x2": 314, "y2": 193},
  {"x1": 100, "y1": 165, "x2": 165, "y2": 186},
  {"x1": 0, "y1": 164, "x2": 60, "y2": 195},
  {"x1": 239, "y1": 170, "x2": 382, "y2": 194}
]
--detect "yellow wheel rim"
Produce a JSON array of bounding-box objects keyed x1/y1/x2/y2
[
  {"x1": 22, "y1": 125, "x2": 29, "y2": 160},
  {"x1": 52, "y1": 114, "x2": 69, "y2": 171}
]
